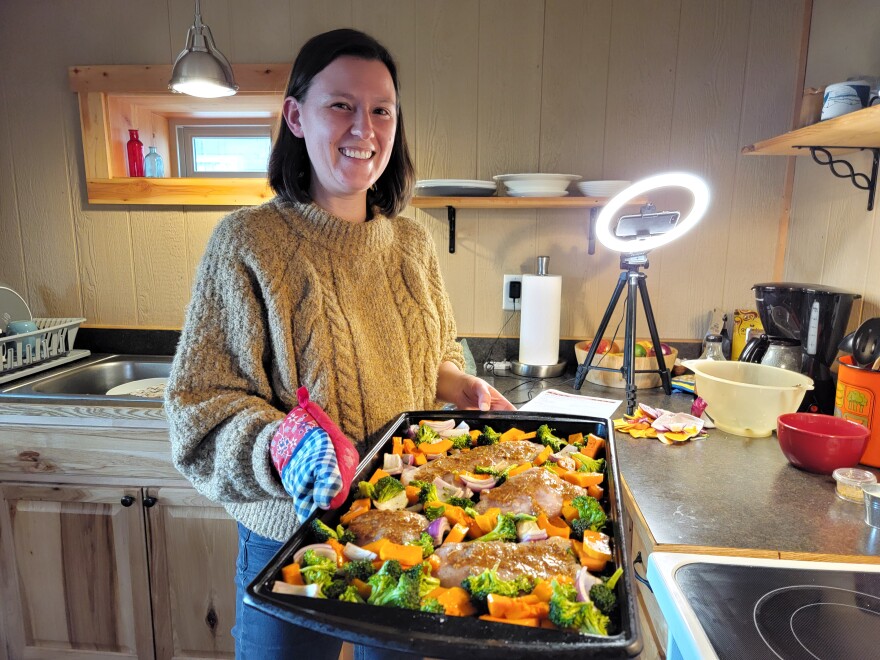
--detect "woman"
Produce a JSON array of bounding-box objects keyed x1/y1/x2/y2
[{"x1": 165, "y1": 28, "x2": 514, "y2": 659}]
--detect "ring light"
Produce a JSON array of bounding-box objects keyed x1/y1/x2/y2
[
  {"x1": 595, "y1": 172, "x2": 710, "y2": 254},
  {"x1": 575, "y1": 171, "x2": 712, "y2": 414}
]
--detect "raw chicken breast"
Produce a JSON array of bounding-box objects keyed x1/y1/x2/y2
[
  {"x1": 347, "y1": 509, "x2": 428, "y2": 546},
  {"x1": 433, "y1": 537, "x2": 579, "y2": 588},
  {"x1": 475, "y1": 468, "x2": 585, "y2": 518},
  {"x1": 409, "y1": 440, "x2": 543, "y2": 484}
]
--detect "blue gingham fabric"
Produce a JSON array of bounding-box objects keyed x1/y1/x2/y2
[{"x1": 279, "y1": 426, "x2": 343, "y2": 522}]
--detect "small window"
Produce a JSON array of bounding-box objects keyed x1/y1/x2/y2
[{"x1": 175, "y1": 123, "x2": 273, "y2": 178}]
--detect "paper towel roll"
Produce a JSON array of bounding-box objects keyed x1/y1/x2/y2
[{"x1": 519, "y1": 274, "x2": 562, "y2": 366}]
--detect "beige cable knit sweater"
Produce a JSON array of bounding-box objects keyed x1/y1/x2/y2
[{"x1": 165, "y1": 198, "x2": 464, "y2": 541}]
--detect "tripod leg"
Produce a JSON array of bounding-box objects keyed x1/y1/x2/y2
[
  {"x1": 574, "y1": 271, "x2": 628, "y2": 389},
  {"x1": 638, "y1": 273, "x2": 672, "y2": 395},
  {"x1": 623, "y1": 272, "x2": 640, "y2": 415}
]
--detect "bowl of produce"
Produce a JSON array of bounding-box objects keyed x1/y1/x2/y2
[
  {"x1": 682, "y1": 360, "x2": 814, "y2": 438},
  {"x1": 576, "y1": 339, "x2": 676, "y2": 389},
  {"x1": 777, "y1": 412, "x2": 870, "y2": 474}
]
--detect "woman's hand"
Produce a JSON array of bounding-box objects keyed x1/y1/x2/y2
[{"x1": 436, "y1": 361, "x2": 516, "y2": 411}]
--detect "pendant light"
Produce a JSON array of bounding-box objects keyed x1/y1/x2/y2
[{"x1": 168, "y1": 0, "x2": 238, "y2": 98}]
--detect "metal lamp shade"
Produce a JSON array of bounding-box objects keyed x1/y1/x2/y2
[{"x1": 169, "y1": 22, "x2": 238, "y2": 98}]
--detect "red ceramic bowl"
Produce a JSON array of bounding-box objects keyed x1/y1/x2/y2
[{"x1": 777, "y1": 413, "x2": 870, "y2": 474}]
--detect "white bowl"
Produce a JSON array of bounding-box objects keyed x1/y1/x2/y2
[
  {"x1": 577, "y1": 180, "x2": 632, "y2": 197},
  {"x1": 682, "y1": 360, "x2": 814, "y2": 438},
  {"x1": 494, "y1": 173, "x2": 580, "y2": 196}
]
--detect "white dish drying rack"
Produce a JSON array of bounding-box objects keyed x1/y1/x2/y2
[{"x1": 0, "y1": 318, "x2": 90, "y2": 385}]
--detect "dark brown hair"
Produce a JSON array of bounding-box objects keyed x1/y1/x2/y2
[{"x1": 268, "y1": 29, "x2": 414, "y2": 218}]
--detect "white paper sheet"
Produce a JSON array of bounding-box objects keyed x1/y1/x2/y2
[{"x1": 518, "y1": 388, "x2": 621, "y2": 419}]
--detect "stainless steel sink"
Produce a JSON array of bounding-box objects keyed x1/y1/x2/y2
[{"x1": 0, "y1": 354, "x2": 172, "y2": 405}]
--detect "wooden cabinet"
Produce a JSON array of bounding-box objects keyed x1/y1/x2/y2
[
  {"x1": 0, "y1": 482, "x2": 237, "y2": 660},
  {"x1": 0, "y1": 405, "x2": 242, "y2": 659}
]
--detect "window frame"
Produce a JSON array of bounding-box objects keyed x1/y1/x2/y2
[{"x1": 169, "y1": 118, "x2": 275, "y2": 178}]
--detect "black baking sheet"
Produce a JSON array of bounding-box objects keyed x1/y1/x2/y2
[{"x1": 245, "y1": 410, "x2": 642, "y2": 659}]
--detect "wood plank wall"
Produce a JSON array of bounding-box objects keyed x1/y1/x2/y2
[
  {"x1": 786, "y1": 0, "x2": 880, "y2": 324},
  {"x1": 0, "y1": 0, "x2": 808, "y2": 341}
]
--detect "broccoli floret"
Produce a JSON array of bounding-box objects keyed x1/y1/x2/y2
[
  {"x1": 322, "y1": 578, "x2": 348, "y2": 600},
  {"x1": 569, "y1": 495, "x2": 607, "y2": 538},
  {"x1": 477, "y1": 513, "x2": 537, "y2": 542},
  {"x1": 373, "y1": 476, "x2": 406, "y2": 503},
  {"x1": 420, "y1": 597, "x2": 445, "y2": 614},
  {"x1": 423, "y1": 503, "x2": 446, "y2": 521},
  {"x1": 549, "y1": 580, "x2": 610, "y2": 636},
  {"x1": 368, "y1": 563, "x2": 422, "y2": 610},
  {"x1": 449, "y1": 433, "x2": 471, "y2": 450},
  {"x1": 570, "y1": 454, "x2": 605, "y2": 474},
  {"x1": 419, "y1": 571, "x2": 441, "y2": 599},
  {"x1": 410, "y1": 479, "x2": 439, "y2": 505},
  {"x1": 310, "y1": 519, "x2": 356, "y2": 545},
  {"x1": 358, "y1": 481, "x2": 376, "y2": 499},
  {"x1": 299, "y1": 550, "x2": 337, "y2": 588},
  {"x1": 310, "y1": 519, "x2": 338, "y2": 543},
  {"x1": 461, "y1": 568, "x2": 535, "y2": 602},
  {"x1": 536, "y1": 424, "x2": 565, "y2": 452},
  {"x1": 407, "y1": 532, "x2": 435, "y2": 559},
  {"x1": 589, "y1": 567, "x2": 624, "y2": 615},
  {"x1": 366, "y1": 560, "x2": 404, "y2": 606},
  {"x1": 474, "y1": 464, "x2": 513, "y2": 486},
  {"x1": 414, "y1": 424, "x2": 440, "y2": 445},
  {"x1": 339, "y1": 585, "x2": 366, "y2": 603},
  {"x1": 342, "y1": 558, "x2": 377, "y2": 581},
  {"x1": 476, "y1": 426, "x2": 502, "y2": 447}
]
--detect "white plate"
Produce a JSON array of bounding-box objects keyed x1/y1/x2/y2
[
  {"x1": 0, "y1": 286, "x2": 32, "y2": 334},
  {"x1": 493, "y1": 173, "x2": 581, "y2": 183},
  {"x1": 508, "y1": 190, "x2": 570, "y2": 197},
  {"x1": 106, "y1": 377, "x2": 168, "y2": 397},
  {"x1": 414, "y1": 179, "x2": 496, "y2": 197},
  {"x1": 577, "y1": 180, "x2": 632, "y2": 197}
]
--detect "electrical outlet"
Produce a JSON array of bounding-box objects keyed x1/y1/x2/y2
[{"x1": 502, "y1": 274, "x2": 522, "y2": 311}]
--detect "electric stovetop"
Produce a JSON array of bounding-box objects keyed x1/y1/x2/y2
[{"x1": 647, "y1": 553, "x2": 880, "y2": 660}]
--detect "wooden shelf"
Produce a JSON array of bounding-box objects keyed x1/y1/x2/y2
[
  {"x1": 411, "y1": 195, "x2": 646, "y2": 254},
  {"x1": 742, "y1": 105, "x2": 880, "y2": 156},
  {"x1": 410, "y1": 196, "x2": 617, "y2": 209},
  {"x1": 742, "y1": 105, "x2": 880, "y2": 210},
  {"x1": 86, "y1": 178, "x2": 274, "y2": 206}
]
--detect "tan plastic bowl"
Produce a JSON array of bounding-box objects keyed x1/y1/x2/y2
[{"x1": 682, "y1": 360, "x2": 814, "y2": 438}]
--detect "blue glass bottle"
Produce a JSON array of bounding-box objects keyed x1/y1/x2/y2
[{"x1": 144, "y1": 146, "x2": 165, "y2": 178}]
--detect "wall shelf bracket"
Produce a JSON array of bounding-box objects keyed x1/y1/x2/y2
[
  {"x1": 588, "y1": 207, "x2": 599, "y2": 255},
  {"x1": 446, "y1": 205, "x2": 456, "y2": 253},
  {"x1": 797, "y1": 146, "x2": 880, "y2": 211}
]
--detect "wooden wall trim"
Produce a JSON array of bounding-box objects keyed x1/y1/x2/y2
[{"x1": 68, "y1": 63, "x2": 291, "y2": 94}]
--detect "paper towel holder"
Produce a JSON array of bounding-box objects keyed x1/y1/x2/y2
[
  {"x1": 511, "y1": 256, "x2": 568, "y2": 378},
  {"x1": 573, "y1": 172, "x2": 710, "y2": 414}
]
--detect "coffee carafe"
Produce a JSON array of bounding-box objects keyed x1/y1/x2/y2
[
  {"x1": 739, "y1": 334, "x2": 803, "y2": 371},
  {"x1": 751, "y1": 283, "x2": 861, "y2": 414}
]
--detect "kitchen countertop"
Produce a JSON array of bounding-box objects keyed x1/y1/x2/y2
[{"x1": 480, "y1": 367, "x2": 880, "y2": 564}]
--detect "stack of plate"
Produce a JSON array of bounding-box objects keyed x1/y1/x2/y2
[
  {"x1": 414, "y1": 179, "x2": 496, "y2": 197},
  {"x1": 494, "y1": 173, "x2": 581, "y2": 197},
  {"x1": 577, "y1": 180, "x2": 632, "y2": 198}
]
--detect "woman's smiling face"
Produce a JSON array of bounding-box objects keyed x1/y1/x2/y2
[{"x1": 283, "y1": 56, "x2": 398, "y2": 213}]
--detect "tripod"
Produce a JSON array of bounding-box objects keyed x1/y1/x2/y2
[{"x1": 574, "y1": 252, "x2": 671, "y2": 415}]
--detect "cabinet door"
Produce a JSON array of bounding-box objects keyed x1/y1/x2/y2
[
  {"x1": 146, "y1": 487, "x2": 238, "y2": 659},
  {"x1": 0, "y1": 483, "x2": 153, "y2": 659}
]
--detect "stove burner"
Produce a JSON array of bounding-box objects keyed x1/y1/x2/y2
[{"x1": 754, "y1": 586, "x2": 880, "y2": 659}]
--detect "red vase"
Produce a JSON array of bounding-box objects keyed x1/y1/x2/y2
[{"x1": 127, "y1": 129, "x2": 144, "y2": 177}]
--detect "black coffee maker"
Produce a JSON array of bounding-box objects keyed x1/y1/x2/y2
[{"x1": 750, "y1": 283, "x2": 861, "y2": 414}]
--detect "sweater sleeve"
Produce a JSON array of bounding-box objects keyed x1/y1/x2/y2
[{"x1": 165, "y1": 215, "x2": 289, "y2": 504}]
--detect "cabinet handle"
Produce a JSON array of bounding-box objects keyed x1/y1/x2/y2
[
  {"x1": 143, "y1": 496, "x2": 158, "y2": 508},
  {"x1": 120, "y1": 495, "x2": 135, "y2": 507}
]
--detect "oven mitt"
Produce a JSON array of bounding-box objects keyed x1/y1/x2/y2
[{"x1": 270, "y1": 387, "x2": 360, "y2": 521}]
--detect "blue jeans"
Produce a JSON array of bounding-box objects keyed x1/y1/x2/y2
[{"x1": 234, "y1": 523, "x2": 421, "y2": 660}]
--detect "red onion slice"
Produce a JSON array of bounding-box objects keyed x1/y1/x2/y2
[
  {"x1": 293, "y1": 543, "x2": 336, "y2": 565},
  {"x1": 433, "y1": 477, "x2": 465, "y2": 500},
  {"x1": 382, "y1": 453, "x2": 403, "y2": 475},
  {"x1": 574, "y1": 566, "x2": 602, "y2": 602},
  {"x1": 427, "y1": 516, "x2": 451, "y2": 545},
  {"x1": 423, "y1": 419, "x2": 457, "y2": 432},
  {"x1": 458, "y1": 473, "x2": 497, "y2": 492},
  {"x1": 439, "y1": 421, "x2": 470, "y2": 438},
  {"x1": 516, "y1": 520, "x2": 548, "y2": 542},
  {"x1": 272, "y1": 581, "x2": 322, "y2": 597},
  {"x1": 399, "y1": 465, "x2": 418, "y2": 486},
  {"x1": 343, "y1": 542, "x2": 377, "y2": 561}
]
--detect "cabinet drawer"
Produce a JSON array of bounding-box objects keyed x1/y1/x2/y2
[{"x1": 0, "y1": 424, "x2": 184, "y2": 484}]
